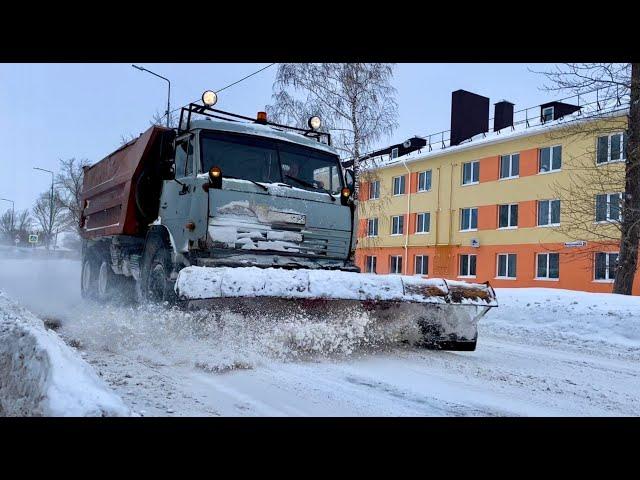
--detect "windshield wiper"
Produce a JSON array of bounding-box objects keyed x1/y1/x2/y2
[
  {"x1": 221, "y1": 174, "x2": 269, "y2": 192},
  {"x1": 284, "y1": 175, "x2": 336, "y2": 202}
]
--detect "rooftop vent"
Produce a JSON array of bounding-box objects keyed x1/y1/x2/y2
[{"x1": 494, "y1": 100, "x2": 514, "y2": 132}]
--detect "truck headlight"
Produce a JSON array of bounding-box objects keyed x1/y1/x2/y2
[
  {"x1": 308, "y1": 116, "x2": 321, "y2": 130},
  {"x1": 202, "y1": 90, "x2": 218, "y2": 106}
]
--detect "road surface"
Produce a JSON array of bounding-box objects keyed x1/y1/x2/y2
[{"x1": 1, "y1": 257, "x2": 638, "y2": 416}]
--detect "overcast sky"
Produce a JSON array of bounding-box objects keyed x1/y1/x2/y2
[{"x1": 0, "y1": 63, "x2": 556, "y2": 213}]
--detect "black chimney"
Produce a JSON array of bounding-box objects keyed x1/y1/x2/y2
[
  {"x1": 450, "y1": 90, "x2": 490, "y2": 146},
  {"x1": 494, "y1": 100, "x2": 514, "y2": 132}
]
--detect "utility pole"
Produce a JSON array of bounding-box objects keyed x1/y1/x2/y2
[
  {"x1": 1, "y1": 198, "x2": 14, "y2": 232},
  {"x1": 132, "y1": 64, "x2": 171, "y2": 127},
  {"x1": 34, "y1": 167, "x2": 55, "y2": 249}
]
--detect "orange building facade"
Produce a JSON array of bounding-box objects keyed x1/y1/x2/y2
[{"x1": 355, "y1": 113, "x2": 640, "y2": 295}]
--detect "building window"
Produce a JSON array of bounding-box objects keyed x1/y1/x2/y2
[
  {"x1": 597, "y1": 132, "x2": 627, "y2": 164},
  {"x1": 539, "y1": 146, "x2": 562, "y2": 173},
  {"x1": 462, "y1": 161, "x2": 480, "y2": 185},
  {"x1": 500, "y1": 153, "x2": 520, "y2": 179},
  {"x1": 459, "y1": 254, "x2": 477, "y2": 277},
  {"x1": 594, "y1": 252, "x2": 618, "y2": 281},
  {"x1": 595, "y1": 193, "x2": 622, "y2": 222},
  {"x1": 391, "y1": 147, "x2": 399, "y2": 160},
  {"x1": 542, "y1": 106, "x2": 554, "y2": 123},
  {"x1": 369, "y1": 180, "x2": 380, "y2": 200},
  {"x1": 364, "y1": 255, "x2": 377, "y2": 274},
  {"x1": 418, "y1": 170, "x2": 432, "y2": 192},
  {"x1": 538, "y1": 199, "x2": 561, "y2": 226},
  {"x1": 391, "y1": 215, "x2": 404, "y2": 235},
  {"x1": 415, "y1": 255, "x2": 429, "y2": 275},
  {"x1": 390, "y1": 255, "x2": 403, "y2": 274},
  {"x1": 496, "y1": 253, "x2": 517, "y2": 279},
  {"x1": 460, "y1": 207, "x2": 478, "y2": 231},
  {"x1": 536, "y1": 252, "x2": 559, "y2": 279},
  {"x1": 498, "y1": 204, "x2": 518, "y2": 229},
  {"x1": 416, "y1": 212, "x2": 430, "y2": 233},
  {"x1": 392, "y1": 175, "x2": 406, "y2": 195},
  {"x1": 367, "y1": 218, "x2": 379, "y2": 237}
]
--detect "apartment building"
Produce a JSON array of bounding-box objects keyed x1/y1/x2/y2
[{"x1": 355, "y1": 90, "x2": 640, "y2": 295}]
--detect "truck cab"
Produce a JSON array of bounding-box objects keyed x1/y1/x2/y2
[{"x1": 162, "y1": 117, "x2": 357, "y2": 272}]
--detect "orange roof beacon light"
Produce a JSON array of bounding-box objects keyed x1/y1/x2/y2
[
  {"x1": 202, "y1": 90, "x2": 218, "y2": 106},
  {"x1": 340, "y1": 187, "x2": 351, "y2": 206},
  {"x1": 256, "y1": 111, "x2": 268, "y2": 124}
]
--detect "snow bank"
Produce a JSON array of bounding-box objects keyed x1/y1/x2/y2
[
  {"x1": 485, "y1": 288, "x2": 640, "y2": 351},
  {"x1": 0, "y1": 291, "x2": 129, "y2": 417}
]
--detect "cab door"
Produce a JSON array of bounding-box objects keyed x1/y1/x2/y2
[{"x1": 159, "y1": 134, "x2": 196, "y2": 253}]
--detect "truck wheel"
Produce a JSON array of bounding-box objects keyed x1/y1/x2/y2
[
  {"x1": 97, "y1": 259, "x2": 115, "y2": 302},
  {"x1": 140, "y1": 238, "x2": 177, "y2": 305},
  {"x1": 81, "y1": 255, "x2": 98, "y2": 299}
]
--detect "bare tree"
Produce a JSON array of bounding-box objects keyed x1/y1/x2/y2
[
  {"x1": 55, "y1": 158, "x2": 90, "y2": 234},
  {"x1": 0, "y1": 210, "x2": 13, "y2": 242},
  {"x1": 535, "y1": 63, "x2": 639, "y2": 294},
  {"x1": 266, "y1": 63, "x2": 399, "y2": 184},
  {"x1": 32, "y1": 191, "x2": 67, "y2": 249}
]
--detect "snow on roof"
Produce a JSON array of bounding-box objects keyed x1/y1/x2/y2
[
  {"x1": 190, "y1": 119, "x2": 339, "y2": 156},
  {"x1": 361, "y1": 104, "x2": 628, "y2": 173}
]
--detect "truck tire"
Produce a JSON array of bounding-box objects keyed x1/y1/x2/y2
[
  {"x1": 139, "y1": 237, "x2": 177, "y2": 305},
  {"x1": 81, "y1": 253, "x2": 99, "y2": 299},
  {"x1": 97, "y1": 259, "x2": 115, "y2": 303}
]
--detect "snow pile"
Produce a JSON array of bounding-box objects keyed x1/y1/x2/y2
[
  {"x1": 484, "y1": 288, "x2": 640, "y2": 352},
  {"x1": 0, "y1": 291, "x2": 129, "y2": 417}
]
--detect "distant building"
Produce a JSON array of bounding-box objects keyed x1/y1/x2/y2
[{"x1": 355, "y1": 89, "x2": 639, "y2": 295}]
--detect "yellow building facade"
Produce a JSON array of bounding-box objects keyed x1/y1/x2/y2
[{"x1": 355, "y1": 113, "x2": 640, "y2": 295}]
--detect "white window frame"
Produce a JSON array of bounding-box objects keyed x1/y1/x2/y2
[
  {"x1": 597, "y1": 132, "x2": 626, "y2": 165},
  {"x1": 460, "y1": 207, "x2": 478, "y2": 232},
  {"x1": 391, "y1": 215, "x2": 404, "y2": 236},
  {"x1": 390, "y1": 255, "x2": 403, "y2": 274},
  {"x1": 364, "y1": 255, "x2": 377, "y2": 274},
  {"x1": 536, "y1": 252, "x2": 560, "y2": 280},
  {"x1": 392, "y1": 175, "x2": 406, "y2": 196},
  {"x1": 417, "y1": 170, "x2": 432, "y2": 192},
  {"x1": 369, "y1": 180, "x2": 380, "y2": 200},
  {"x1": 496, "y1": 253, "x2": 517, "y2": 279},
  {"x1": 415, "y1": 255, "x2": 429, "y2": 276},
  {"x1": 367, "y1": 218, "x2": 379, "y2": 237},
  {"x1": 416, "y1": 212, "x2": 430, "y2": 234},
  {"x1": 537, "y1": 199, "x2": 561, "y2": 227},
  {"x1": 594, "y1": 252, "x2": 618, "y2": 282},
  {"x1": 499, "y1": 153, "x2": 520, "y2": 180},
  {"x1": 462, "y1": 161, "x2": 480, "y2": 186},
  {"x1": 391, "y1": 147, "x2": 399, "y2": 159},
  {"x1": 498, "y1": 203, "x2": 518, "y2": 229},
  {"x1": 459, "y1": 254, "x2": 477, "y2": 278},
  {"x1": 538, "y1": 145, "x2": 562, "y2": 174},
  {"x1": 595, "y1": 193, "x2": 623, "y2": 223},
  {"x1": 542, "y1": 106, "x2": 554, "y2": 123}
]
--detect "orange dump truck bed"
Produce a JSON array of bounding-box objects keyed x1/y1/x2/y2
[{"x1": 79, "y1": 126, "x2": 171, "y2": 239}]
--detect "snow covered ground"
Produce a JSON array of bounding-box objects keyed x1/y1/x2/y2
[{"x1": 0, "y1": 257, "x2": 639, "y2": 416}]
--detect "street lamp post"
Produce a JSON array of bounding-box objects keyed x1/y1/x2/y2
[
  {"x1": 33, "y1": 167, "x2": 55, "y2": 249},
  {"x1": 132, "y1": 64, "x2": 171, "y2": 127},
  {"x1": 0, "y1": 198, "x2": 14, "y2": 234}
]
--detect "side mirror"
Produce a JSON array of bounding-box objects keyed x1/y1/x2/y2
[
  {"x1": 159, "y1": 130, "x2": 177, "y2": 180},
  {"x1": 344, "y1": 169, "x2": 355, "y2": 190}
]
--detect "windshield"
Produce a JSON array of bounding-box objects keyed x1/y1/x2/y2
[{"x1": 200, "y1": 131, "x2": 344, "y2": 194}]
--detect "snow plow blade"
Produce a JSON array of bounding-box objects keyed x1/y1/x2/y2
[{"x1": 174, "y1": 266, "x2": 497, "y2": 351}]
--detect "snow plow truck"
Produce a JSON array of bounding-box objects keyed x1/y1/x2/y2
[{"x1": 79, "y1": 92, "x2": 497, "y2": 351}]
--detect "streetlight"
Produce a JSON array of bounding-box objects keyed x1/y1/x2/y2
[
  {"x1": 33, "y1": 167, "x2": 55, "y2": 249},
  {"x1": 0, "y1": 198, "x2": 14, "y2": 234},
  {"x1": 132, "y1": 64, "x2": 171, "y2": 127}
]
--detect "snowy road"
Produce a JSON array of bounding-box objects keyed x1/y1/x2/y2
[{"x1": 1, "y1": 257, "x2": 639, "y2": 416}]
